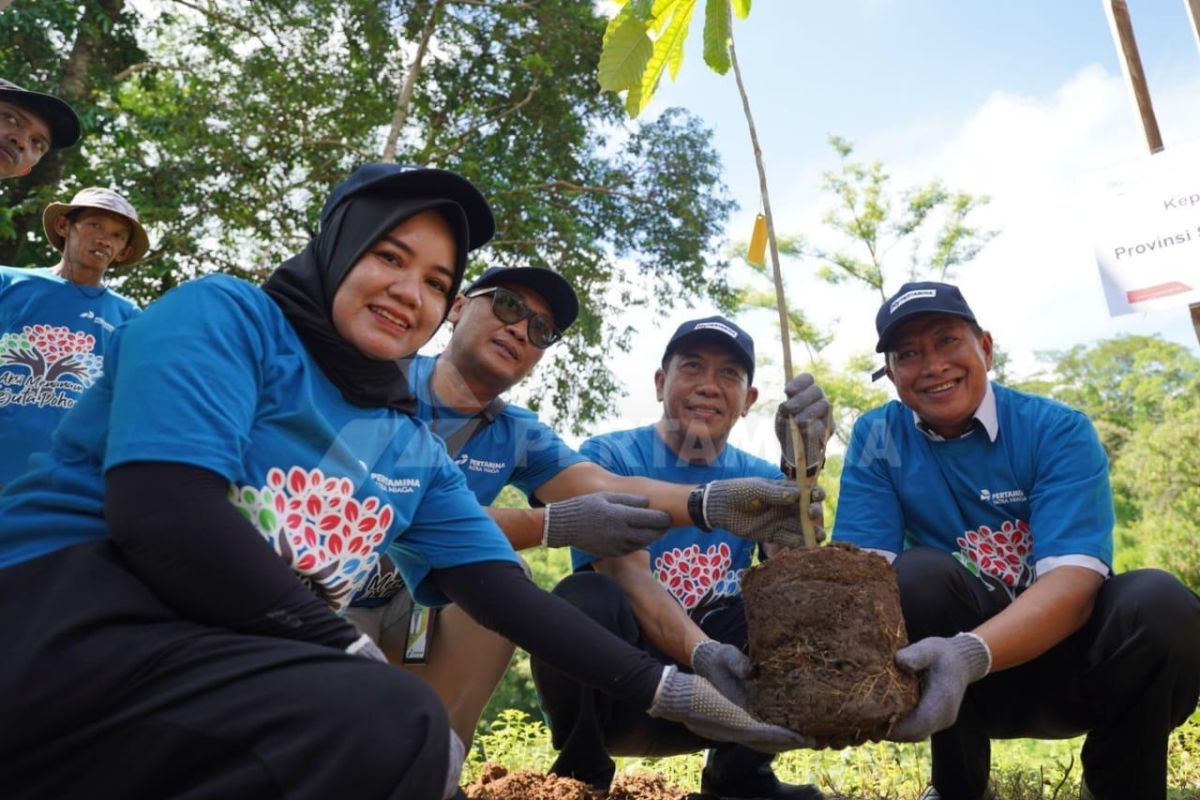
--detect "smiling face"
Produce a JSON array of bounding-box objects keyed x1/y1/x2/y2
[
  {"x1": 655, "y1": 340, "x2": 757, "y2": 457},
  {"x1": 331, "y1": 209, "x2": 458, "y2": 361},
  {"x1": 0, "y1": 101, "x2": 52, "y2": 179},
  {"x1": 885, "y1": 313, "x2": 993, "y2": 439},
  {"x1": 55, "y1": 209, "x2": 134, "y2": 286},
  {"x1": 443, "y1": 282, "x2": 550, "y2": 391}
]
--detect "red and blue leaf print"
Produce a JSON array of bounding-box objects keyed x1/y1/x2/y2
[{"x1": 228, "y1": 466, "x2": 397, "y2": 612}]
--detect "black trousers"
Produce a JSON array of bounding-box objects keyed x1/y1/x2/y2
[
  {"x1": 530, "y1": 571, "x2": 779, "y2": 793},
  {"x1": 0, "y1": 541, "x2": 452, "y2": 800},
  {"x1": 895, "y1": 547, "x2": 1200, "y2": 800}
]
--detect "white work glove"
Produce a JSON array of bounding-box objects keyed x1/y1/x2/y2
[
  {"x1": 699, "y1": 478, "x2": 826, "y2": 548},
  {"x1": 442, "y1": 729, "x2": 465, "y2": 800},
  {"x1": 690, "y1": 639, "x2": 750, "y2": 707},
  {"x1": 345, "y1": 632, "x2": 389, "y2": 664},
  {"x1": 647, "y1": 666, "x2": 813, "y2": 752},
  {"x1": 775, "y1": 373, "x2": 833, "y2": 475},
  {"x1": 543, "y1": 492, "x2": 671, "y2": 557},
  {"x1": 890, "y1": 632, "x2": 992, "y2": 741}
]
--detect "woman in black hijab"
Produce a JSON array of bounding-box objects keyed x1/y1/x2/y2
[{"x1": 0, "y1": 165, "x2": 801, "y2": 800}]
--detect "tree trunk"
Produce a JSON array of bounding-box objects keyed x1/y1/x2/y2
[
  {"x1": 383, "y1": 0, "x2": 446, "y2": 161},
  {"x1": 0, "y1": 0, "x2": 126, "y2": 266}
]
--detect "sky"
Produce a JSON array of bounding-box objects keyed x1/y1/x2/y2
[{"x1": 543, "y1": 0, "x2": 1200, "y2": 457}]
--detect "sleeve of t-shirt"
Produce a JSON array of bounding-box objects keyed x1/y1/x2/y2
[
  {"x1": 508, "y1": 413, "x2": 586, "y2": 501},
  {"x1": 579, "y1": 432, "x2": 634, "y2": 476},
  {"x1": 832, "y1": 412, "x2": 906, "y2": 553},
  {"x1": 103, "y1": 277, "x2": 265, "y2": 480},
  {"x1": 1028, "y1": 409, "x2": 1114, "y2": 567},
  {"x1": 387, "y1": 439, "x2": 522, "y2": 606}
]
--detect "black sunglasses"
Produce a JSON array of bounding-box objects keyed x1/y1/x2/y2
[{"x1": 467, "y1": 286, "x2": 563, "y2": 349}]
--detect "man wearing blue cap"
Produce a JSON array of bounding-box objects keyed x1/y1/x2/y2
[
  {"x1": 346, "y1": 270, "x2": 827, "y2": 754},
  {"x1": 0, "y1": 78, "x2": 81, "y2": 179},
  {"x1": 811, "y1": 281, "x2": 1200, "y2": 800},
  {"x1": 530, "y1": 316, "x2": 827, "y2": 800}
]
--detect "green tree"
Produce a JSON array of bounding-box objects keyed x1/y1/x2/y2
[
  {"x1": 813, "y1": 135, "x2": 995, "y2": 301},
  {"x1": 0, "y1": 0, "x2": 737, "y2": 432}
]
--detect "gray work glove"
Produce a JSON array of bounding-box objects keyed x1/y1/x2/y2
[
  {"x1": 776, "y1": 373, "x2": 833, "y2": 475},
  {"x1": 346, "y1": 632, "x2": 389, "y2": 664},
  {"x1": 890, "y1": 632, "x2": 992, "y2": 742},
  {"x1": 648, "y1": 666, "x2": 812, "y2": 752},
  {"x1": 543, "y1": 492, "x2": 671, "y2": 557},
  {"x1": 701, "y1": 478, "x2": 826, "y2": 548},
  {"x1": 691, "y1": 639, "x2": 750, "y2": 707}
]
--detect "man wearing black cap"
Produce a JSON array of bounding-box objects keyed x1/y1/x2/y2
[
  {"x1": 346, "y1": 274, "x2": 823, "y2": 754},
  {"x1": 0, "y1": 79, "x2": 81, "y2": 179},
  {"x1": 529, "y1": 315, "x2": 827, "y2": 800},
  {"x1": 813, "y1": 280, "x2": 1200, "y2": 800}
]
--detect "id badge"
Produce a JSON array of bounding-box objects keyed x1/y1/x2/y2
[{"x1": 403, "y1": 606, "x2": 436, "y2": 664}]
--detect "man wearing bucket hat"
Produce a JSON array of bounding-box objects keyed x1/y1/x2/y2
[
  {"x1": 0, "y1": 78, "x2": 81, "y2": 179},
  {"x1": 347, "y1": 274, "x2": 825, "y2": 755},
  {"x1": 0, "y1": 187, "x2": 146, "y2": 488},
  {"x1": 815, "y1": 280, "x2": 1200, "y2": 800},
  {"x1": 529, "y1": 316, "x2": 828, "y2": 800}
]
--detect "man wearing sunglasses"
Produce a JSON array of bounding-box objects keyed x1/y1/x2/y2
[{"x1": 346, "y1": 266, "x2": 829, "y2": 758}]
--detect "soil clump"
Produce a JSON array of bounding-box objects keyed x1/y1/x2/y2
[
  {"x1": 742, "y1": 542, "x2": 919, "y2": 747},
  {"x1": 464, "y1": 763, "x2": 684, "y2": 800}
]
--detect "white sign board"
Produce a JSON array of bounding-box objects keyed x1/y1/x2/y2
[{"x1": 1078, "y1": 141, "x2": 1200, "y2": 316}]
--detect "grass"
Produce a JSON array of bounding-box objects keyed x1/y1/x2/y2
[{"x1": 466, "y1": 708, "x2": 1200, "y2": 799}]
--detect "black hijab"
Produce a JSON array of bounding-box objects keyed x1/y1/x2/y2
[{"x1": 262, "y1": 193, "x2": 469, "y2": 413}]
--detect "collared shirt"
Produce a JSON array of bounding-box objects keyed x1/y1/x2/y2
[
  {"x1": 839, "y1": 382, "x2": 1111, "y2": 586},
  {"x1": 913, "y1": 381, "x2": 999, "y2": 442}
]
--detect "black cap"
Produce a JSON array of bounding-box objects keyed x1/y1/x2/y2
[
  {"x1": 0, "y1": 78, "x2": 81, "y2": 149},
  {"x1": 875, "y1": 281, "x2": 977, "y2": 353},
  {"x1": 662, "y1": 316, "x2": 756, "y2": 384},
  {"x1": 463, "y1": 266, "x2": 579, "y2": 331},
  {"x1": 320, "y1": 164, "x2": 495, "y2": 250}
]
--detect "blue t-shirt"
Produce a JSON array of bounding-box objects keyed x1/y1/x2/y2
[
  {"x1": 576, "y1": 424, "x2": 781, "y2": 614},
  {"x1": 834, "y1": 383, "x2": 1114, "y2": 592},
  {"x1": 0, "y1": 266, "x2": 139, "y2": 487},
  {"x1": 406, "y1": 353, "x2": 585, "y2": 505},
  {"x1": 0, "y1": 275, "x2": 518, "y2": 609}
]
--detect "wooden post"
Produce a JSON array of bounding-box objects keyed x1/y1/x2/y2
[
  {"x1": 1103, "y1": 0, "x2": 1165, "y2": 153},
  {"x1": 1185, "y1": 0, "x2": 1200, "y2": 53}
]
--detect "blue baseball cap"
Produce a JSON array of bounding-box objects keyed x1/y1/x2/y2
[
  {"x1": 875, "y1": 281, "x2": 978, "y2": 353},
  {"x1": 662, "y1": 315, "x2": 756, "y2": 384},
  {"x1": 319, "y1": 164, "x2": 495, "y2": 250},
  {"x1": 464, "y1": 266, "x2": 580, "y2": 331}
]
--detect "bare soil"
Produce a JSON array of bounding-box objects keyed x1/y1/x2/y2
[
  {"x1": 742, "y1": 543, "x2": 919, "y2": 748},
  {"x1": 464, "y1": 763, "x2": 685, "y2": 800}
]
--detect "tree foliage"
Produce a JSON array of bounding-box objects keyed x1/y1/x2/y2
[
  {"x1": 814, "y1": 135, "x2": 995, "y2": 301},
  {"x1": 0, "y1": 0, "x2": 737, "y2": 432},
  {"x1": 1030, "y1": 335, "x2": 1200, "y2": 591}
]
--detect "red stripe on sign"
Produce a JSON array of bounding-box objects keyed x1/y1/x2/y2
[{"x1": 1127, "y1": 282, "x2": 1193, "y2": 302}]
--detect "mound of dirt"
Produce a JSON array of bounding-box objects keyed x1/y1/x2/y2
[
  {"x1": 742, "y1": 543, "x2": 919, "y2": 748},
  {"x1": 464, "y1": 763, "x2": 684, "y2": 800}
]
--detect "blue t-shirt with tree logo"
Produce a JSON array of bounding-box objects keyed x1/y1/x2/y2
[
  {"x1": 0, "y1": 275, "x2": 518, "y2": 609},
  {"x1": 575, "y1": 424, "x2": 780, "y2": 616},
  {"x1": 834, "y1": 383, "x2": 1113, "y2": 595},
  {"x1": 0, "y1": 266, "x2": 139, "y2": 487}
]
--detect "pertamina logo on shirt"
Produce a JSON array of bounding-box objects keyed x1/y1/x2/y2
[
  {"x1": 372, "y1": 472, "x2": 421, "y2": 494},
  {"x1": 979, "y1": 487, "x2": 1027, "y2": 505},
  {"x1": 454, "y1": 451, "x2": 506, "y2": 475}
]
